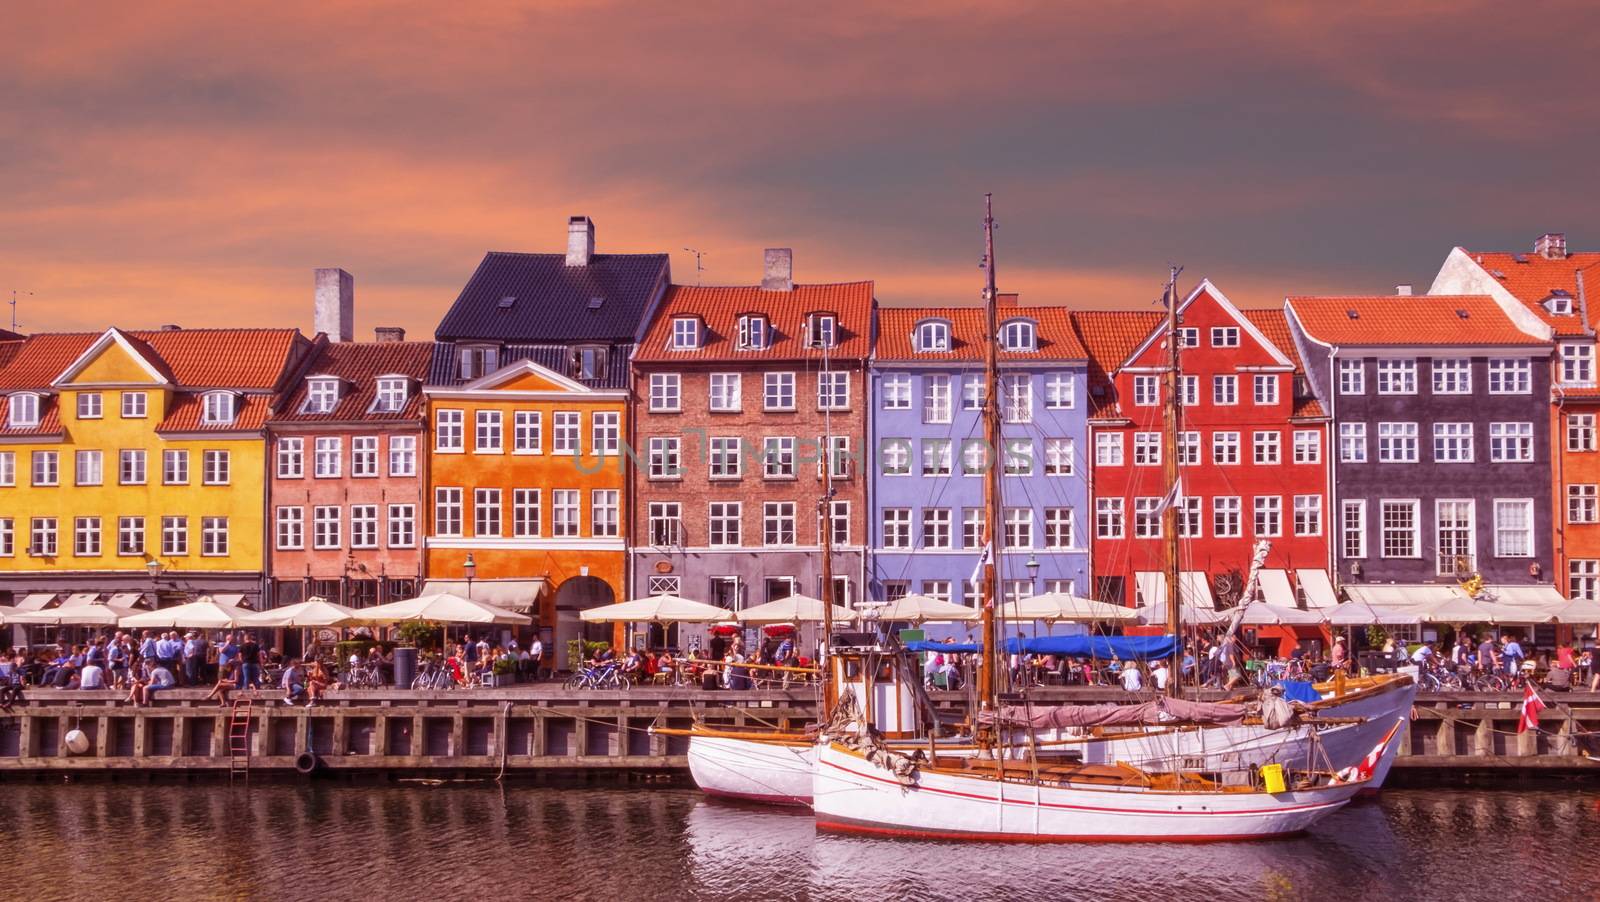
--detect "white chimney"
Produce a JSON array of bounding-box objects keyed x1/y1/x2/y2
[
  {"x1": 1535, "y1": 232, "x2": 1568, "y2": 260},
  {"x1": 1395, "y1": 284, "x2": 1413, "y2": 296},
  {"x1": 314, "y1": 268, "x2": 354, "y2": 342},
  {"x1": 374, "y1": 327, "x2": 406, "y2": 343},
  {"x1": 566, "y1": 216, "x2": 595, "y2": 266},
  {"x1": 761, "y1": 248, "x2": 793, "y2": 292}
]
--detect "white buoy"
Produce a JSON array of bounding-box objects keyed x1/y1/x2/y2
[{"x1": 64, "y1": 729, "x2": 90, "y2": 755}]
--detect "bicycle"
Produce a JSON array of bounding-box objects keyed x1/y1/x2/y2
[
  {"x1": 343, "y1": 662, "x2": 384, "y2": 689},
  {"x1": 410, "y1": 660, "x2": 456, "y2": 690},
  {"x1": 565, "y1": 661, "x2": 628, "y2": 690}
]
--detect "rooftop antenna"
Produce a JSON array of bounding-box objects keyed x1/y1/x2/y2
[
  {"x1": 9, "y1": 290, "x2": 31, "y2": 332},
  {"x1": 682, "y1": 248, "x2": 706, "y2": 285}
]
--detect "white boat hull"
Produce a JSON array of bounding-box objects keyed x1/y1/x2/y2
[
  {"x1": 813, "y1": 742, "x2": 1363, "y2": 842},
  {"x1": 687, "y1": 735, "x2": 815, "y2": 806}
]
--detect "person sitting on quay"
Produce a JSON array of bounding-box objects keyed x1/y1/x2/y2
[
  {"x1": 128, "y1": 662, "x2": 176, "y2": 707},
  {"x1": 305, "y1": 660, "x2": 334, "y2": 706},
  {"x1": 75, "y1": 655, "x2": 107, "y2": 690},
  {"x1": 281, "y1": 659, "x2": 307, "y2": 705},
  {"x1": 205, "y1": 660, "x2": 238, "y2": 708},
  {"x1": 1120, "y1": 661, "x2": 1144, "y2": 693},
  {"x1": 152, "y1": 632, "x2": 182, "y2": 683}
]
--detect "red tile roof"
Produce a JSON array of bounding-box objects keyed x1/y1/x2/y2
[
  {"x1": 1069, "y1": 310, "x2": 1164, "y2": 417},
  {"x1": 1461, "y1": 250, "x2": 1600, "y2": 337},
  {"x1": 157, "y1": 393, "x2": 272, "y2": 434},
  {"x1": 1243, "y1": 308, "x2": 1325, "y2": 419},
  {"x1": 634, "y1": 282, "x2": 874, "y2": 363},
  {"x1": 876, "y1": 302, "x2": 1087, "y2": 361},
  {"x1": 271, "y1": 341, "x2": 434, "y2": 424},
  {"x1": 1285, "y1": 295, "x2": 1548, "y2": 347},
  {"x1": 0, "y1": 395, "x2": 63, "y2": 438},
  {"x1": 0, "y1": 328, "x2": 304, "y2": 391}
]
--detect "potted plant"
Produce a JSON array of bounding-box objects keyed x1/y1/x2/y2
[{"x1": 487, "y1": 655, "x2": 517, "y2": 688}]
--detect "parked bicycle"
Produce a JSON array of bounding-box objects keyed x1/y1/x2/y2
[
  {"x1": 343, "y1": 661, "x2": 384, "y2": 689},
  {"x1": 565, "y1": 660, "x2": 627, "y2": 690},
  {"x1": 410, "y1": 659, "x2": 456, "y2": 690}
]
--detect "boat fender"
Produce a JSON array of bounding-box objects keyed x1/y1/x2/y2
[
  {"x1": 1260, "y1": 692, "x2": 1295, "y2": 730},
  {"x1": 294, "y1": 751, "x2": 323, "y2": 775}
]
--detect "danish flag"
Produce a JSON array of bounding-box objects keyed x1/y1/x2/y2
[
  {"x1": 1518, "y1": 683, "x2": 1547, "y2": 734},
  {"x1": 1334, "y1": 719, "x2": 1403, "y2": 784}
]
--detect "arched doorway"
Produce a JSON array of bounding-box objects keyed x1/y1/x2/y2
[{"x1": 553, "y1": 576, "x2": 615, "y2": 671}]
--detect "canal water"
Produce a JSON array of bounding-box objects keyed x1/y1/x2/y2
[{"x1": 1, "y1": 780, "x2": 1594, "y2": 900}]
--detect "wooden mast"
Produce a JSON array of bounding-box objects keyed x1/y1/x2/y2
[
  {"x1": 978, "y1": 194, "x2": 1002, "y2": 714},
  {"x1": 819, "y1": 336, "x2": 839, "y2": 713},
  {"x1": 1161, "y1": 267, "x2": 1184, "y2": 697}
]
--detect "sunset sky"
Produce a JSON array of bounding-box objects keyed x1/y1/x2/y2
[{"x1": 4, "y1": 0, "x2": 1598, "y2": 338}]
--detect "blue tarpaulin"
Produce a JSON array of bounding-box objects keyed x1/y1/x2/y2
[
  {"x1": 904, "y1": 636, "x2": 1177, "y2": 661},
  {"x1": 905, "y1": 640, "x2": 981, "y2": 653},
  {"x1": 1276, "y1": 680, "x2": 1320, "y2": 704}
]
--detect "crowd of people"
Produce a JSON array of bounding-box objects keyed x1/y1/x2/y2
[{"x1": 0, "y1": 630, "x2": 272, "y2": 705}]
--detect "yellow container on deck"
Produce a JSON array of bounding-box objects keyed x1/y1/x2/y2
[{"x1": 1261, "y1": 763, "x2": 1286, "y2": 794}]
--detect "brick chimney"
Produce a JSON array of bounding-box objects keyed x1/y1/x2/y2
[
  {"x1": 566, "y1": 216, "x2": 595, "y2": 266},
  {"x1": 374, "y1": 327, "x2": 406, "y2": 343},
  {"x1": 1536, "y1": 232, "x2": 1568, "y2": 260},
  {"x1": 314, "y1": 268, "x2": 354, "y2": 342},
  {"x1": 761, "y1": 248, "x2": 793, "y2": 292}
]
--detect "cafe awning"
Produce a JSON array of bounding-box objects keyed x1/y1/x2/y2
[
  {"x1": 63, "y1": 593, "x2": 101, "y2": 607},
  {"x1": 106, "y1": 593, "x2": 153, "y2": 608},
  {"x1": 1135, "y1": 572, "x2": 1227, "y2": 625},
  {"x1": 1296, "y1": 569, "x2": 1339, "y2": 608},
  {"x1": 420, "y1": 578, "x2": 547, "y2": 613},
  {"x1": 1257, "y1": 570, "x2": 1297, "y2": 608},
  {"x1": 15, "y1": 593, "x2": 58, "y2": 611}
]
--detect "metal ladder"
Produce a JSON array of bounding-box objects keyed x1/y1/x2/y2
[{"x1": 227, "y1": 697, "x2": 253, "y2": 782}]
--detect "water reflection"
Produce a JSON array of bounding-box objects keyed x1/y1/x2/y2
[{"x1": 1, "y1": 782, "x2": 1596, "y2": 902}]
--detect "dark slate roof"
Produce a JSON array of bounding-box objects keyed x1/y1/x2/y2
[
  {"x1": 433, "y1": 252, "x2": 669, "y2": 343},
  {"x1": 427, "y1": 342, "x2": 635, "y2": 391},
  {"x1": 271, "y1": 341, "x2": 435, "y2": 424}
]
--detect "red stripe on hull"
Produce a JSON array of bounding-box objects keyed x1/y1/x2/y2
[{"x1": 815, "y1": 814, "x2": 1306, "y2": 844}]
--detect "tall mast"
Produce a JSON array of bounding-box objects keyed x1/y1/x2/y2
[
  {"x1": 1161, "y1": 267, "x2": 1184, "y2": 697},
  {"x1": 978, "y1": 194, "x2": 1002, "y2": 713},
  {"x1": 819, "y1": 337, "x2": 838, "y2": 713}
]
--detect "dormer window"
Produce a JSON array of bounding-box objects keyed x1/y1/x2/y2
[
  {"x1": 1545, "y1": 290, "x2": 1574, "y2": 315},
  {"x1": 806, "y1": 313, "x2": 837, "y2": 349},
  {"x1": 7, "y1": 392, "x2": 40, "y2": 428},
  {"x1": 915, "y1": 320, "x2": 951, "y2": 353},
  {"x1": 458, "y1": 345, "x2": 500, "y2": 380},
  {"x1": 572, "y1": 345, "x2": 608, "y2": 381},
  {"x1": 671, "y1": 317, "x2": 702, "y2": 351},
  {"x1": 372, "y1": 377, "x2": 409, "y2": 413},
  {"x1": 999, "y1": 319, "x2": 1037, "y2": 352},
  {"x1": 201, "y1": 391, "x2": 236, "y2": 425},
  {"x1": 737, "y1": 315, "x2": 768, "y2": 351},
  {"x1": 303, "y1": 378, "x2": 340, "y2": 414}
]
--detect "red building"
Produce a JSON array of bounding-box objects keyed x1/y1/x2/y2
[{"x1": 1073, "y1": 280, "x2": 1333, "y2": 654}]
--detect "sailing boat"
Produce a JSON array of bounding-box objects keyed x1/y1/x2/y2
[{"x1": 810, "y1": 196, "x2": 1399, "y2": 841}]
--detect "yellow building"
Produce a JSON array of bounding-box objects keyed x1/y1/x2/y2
[{"x1": 0, "y1": 327, "x2": 311, "y2": 609}]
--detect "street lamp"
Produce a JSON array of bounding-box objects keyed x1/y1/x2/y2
[
  {"x1": 463, "y1": 553, "x2": 476, "y2": 601},
  {"x1": 1024, "y1": 552, "x2": 1040, "y2": 582}
]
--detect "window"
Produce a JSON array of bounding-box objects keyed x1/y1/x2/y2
[
  {"x1": 1178, "y1": 327, "x2": 1199, "y2": 348},
  {"x1": 75, "y1": 450, "x2": 103, "y2": 486},
  {"x1": 1044, "y1": 438, "x2": 1074, "y2": 476},
  {"x1": 1213, "y1": 497, "x2": 1242, "y2": 537},
  {"x1": 1377, "y1": 359, "x2": 1417, "y2": 394},
  {"x1": 1096, "y1": 498, "x2": 1124, "y2": 539},
  {"x1": 1338, "y1": 359, "x2": 1364, "y2": 395},
  {"x1": 1432, "y1": 358, "x2": 1471, "y2": 394},
  {"x1": 389, "y1": 435, "x2": 417, "y2": 476},
  {"x1": 1210, "y1": 326, "x2": 1239, "y2": 348},
  {"x1": 0, "y1": 451, "x2": 11, "y2": 486},
  {"x1": 1000, "y1": 320, "x2": 1036, "y2": 351},
  {"x1": 30, "y1": 517, "x2": 57, "y2": 556},
  {"x1": 1003, "y1": 508, "x2": 1034, "y2": 548},
  {"x1": 827, "y1": 499, "x2": 850, "y2": 546},
  {"x1": 275, "y1": 507, "x2": 304, "y2": 550},
  {"x1": 1436, "y1": 499, "x2": 1475, "y2": 576},
  {"x1": 1342, "y1": 500, "x2": 1366, "y2": 559},
  {"x1": 963, "y1": 508, "x2": 986, "y2": 547},
  {"x1": 499, "y1": 412, "x2": 537, "y2": 456},
  {"x1": 1178, "y1": 431, "x2": 1200, "y2": 466},
  {"x1": 202, "y1": 449, "x2": 230, "y2": 485},
  {"x1": 1489, "y1": 422, "x2": 1534, "y2": 463},
  {"x1": 350, "y1": 505, "x2": 378, "y2": 549},
  {"x1": 649, "y1": 373, "x2": 681, "y2": 412},
  {"x1": 737, "y1": 315, "x2": 768, "y2": 350},
  {"x1": 201, "y1": 517, "x2": 229, "y2": 556},
  {"x1": 1004, "y1": 439, "x2": 1034, "y2": 476},
  {"x1": 573, "y1": 346, "x2": 609, "y2": 382},
  {"x1": 648, "y1": 436, "x2": 681, "y2": 479},
  {"x1": 1178, "y1": 497, "x2": 1202, "y2": 537},
  {"x1": 922, "y1": 580, "x2": 952, "y2": 603},
  {"x1": 1044, "y1": 508, "x2": 1073, "y2": 548},
  {"x1": 1179, "y1": 376, "x2": 1198, "y2": 407},
  {"x1": 818, "y1": 371, "x2": 849, "y2": 410},
  {"x1": 553, "y1": 412, "x2": 580, "y2": 455},
  {"x1": 961, "y1": 439, "x2": 989, "y2": 476},
  {"x1": 388, "y1": 504, "x2": 416, "y2": 547},
  {"x1": 1292, "y1": 430, "x2": 1320, "y2": 464},
  {"x1": 162, "y1": 516, "x2": 187, "y2": 556},
  {"x1": 1095, "y1": 433, "x2": 1124, "y2": 466},
  {"x1": 1380, "y1": 500, "x2": 1419, "y2": 558},
  {"x1": 119, "y1": 449, "x2": 146, "y2": 485},
  {"x1": 880, "y1": 373, "x2": 910, "y2": 410},
  {"x1": 1571, "y1": 485, "x2": 1599, "y2": 524},
  {"x1": 512, "y1": 489, "x2": 541, "y2": 538},
  {"x1": 1377, "y1": 422, "x2": 1419, "y2": 463},
  {"x1": 592, "y1": 490, "x2": 620, "y2": 537},
  {"x1": 710, "y1": 373, "x2": 742, "y2": 412},
  {"x1": 373, "y1": 378, "x2": 408, "y2": 413},
  {"x1": 962, "y1": 375, "x2": 987, "y2": 411},
  {"x1": 457, "y1": 345, "x2": 498, "y2": 379},
  {"x1": 435, "y1": 409, "x2": 463, "y2": 451},
  {"x1": 201, "y1": 392, "x2": 235, "y2": 424},
  {"x1": 1212, "y1": 431, "x2": 1240, "y2": 465},
  {"x1": 921, "y1": 438, "x2": 952, "y2": 477},
  {"x1": 915, "y1": 320, "x2": 950, "y2": 352},
  {"x1": 592, "y1": 412, "x2": 620, "y2": 455},
  {"x1": 923, "y1": 374, "x2": 951, "y2": 423},
  {"x1": 1134, "y1": 498, "x2": 1162, "y2": 538},
  {"x1": 1563, "y1": 344, "x2": 1595, "y2": 385},
  {"x1": 313, "y1": 437, "x2": 341, "y2": 477},
  {"x1": 1133, "y1": 432, "x2": 1161, "y2": 466},
  {"x1": 1044, "y1": 373, "x2": 1074, "y2": 409},
  {"x1": 879, "y1": 438, "x2": 911, "y2": 476},
  {"x1": 647, "y1": 502, "x2": 680, "y2": 546},
  {"x1": 1293, "y1": 495, "x2": 1322, "y2": 536},
  {"x1": 823, "y1": 435, "x2": 852, "y2": 480},
  {"x1": 74, "y1": 516, "x2": 101, "y2": 557},
  {"x1": 77, "y1": 392, "x2": 102, "y2": 419},
  {"x1": 671, "y1": 317, "x2": 701, "y2": 350},
  {"x1": 1572, "y1": 560, "x2": 1600, "y2": 601},
  {"x1": 471, "y1": 488, "x2": 501, "y2": 537},
  {"x1": 1253, "y1": 431, "x2": 1280, "y2": 465},
  {"x1": 1254, "y1": 496, "x2": 1282, "y2": 537},
  {"x1": 807, "y1": 313, "x2": 837, "y2": 349},
  {"x1": 1569, "y1": 414, "x2": 1597, "y2": 452},
  {"x1": 121, "y1": 391, "x2": 147, "y2": 418},
  {"x1": 709, "y1": 502, "x2": 741, "y2": 546},
  {"x1": 1340, "y1": 423, "x2": 1367, "y2": 463},
  {"x1": 1488, "y1": 358, "x2": 1531, "y2": 394},
  {"x1": 1212, "y1": 375, "x2": 1237, "y2": 405},
  {"x1": 1133, "y1": 375, "x2": 1159, "y2": 407},
  {"x1": 882, "y1": 509, "x2": 912, "y2": 549},
  {"x1": 32, "y1": 450, "x2": 58, "y2": 486},
  {"x1": 755, "y1": 502, "x2": 794, "y2": 547},
  {"x1": 551, "y1": 490, "x2": 580, "y2": 537},
  {"x1": 1433, "y1": 423, "x2": 1474, "y2": 463},
  {"x1": 304, "y1": 379, "x2": 339, "y2": 414},
  {"x1": 163, "y1": 449, "x2": 189, "y2": 485},
  {"x1": 313, "y1": 506, "x2": 342, "y2": 549},
  {"x1": 434, "y1": 487, "x2": 463, "y2": 536},
  {"x1": 1253, "y1": 375, "x2": 1278, "y2": 405},
  {"x1": 474, "y1": 410, "x2": 503, "y2": 452},
  {"x1": 1493, "y1": 499, "x2": 1534, "y2": 557},
  {"x1": 710, "y1": 436, "x2": 743, "y2": 478},
  {"x1": 764, "y1": 372, "x2": 796, "y2": 411}
]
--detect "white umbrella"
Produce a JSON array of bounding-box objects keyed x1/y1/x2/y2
[
  {"x1": 120, "y1": 599, "x2": 254, "y2": 629},
  {"x1": 580, "y1": 595, "x2": 733, "y2": 623},
  {"x1": 735, "y1": 594, "x2": 852, "y2": 624},
  {"x1": 359, "y1": 592, "x2": 531, "y2": 625},
  {"x1": 1421, "y1": 595, "x2": 1531, "y2": 624},
  {"x1": 9, "y1": 601, "x2": 145, "y2": 626},
  {"x1": 1323, "y1": 600, "x2": 1421, "y2": 626},
  {"x1": 857, "y1": 594, "x2": 980, "y2": 623},
  {"x1": 1231, "y1": 601, "x2": 1326, "y2": 626},
  {"x1": 999, "y1": 592, "x2": 1137, "y2": 623},
  {"x1": 243, "y1": 598, "x2": 364, "y2": 628},
  {"x1": 1552, "y1": 598, "x2": 1600, "y2": 624}
]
